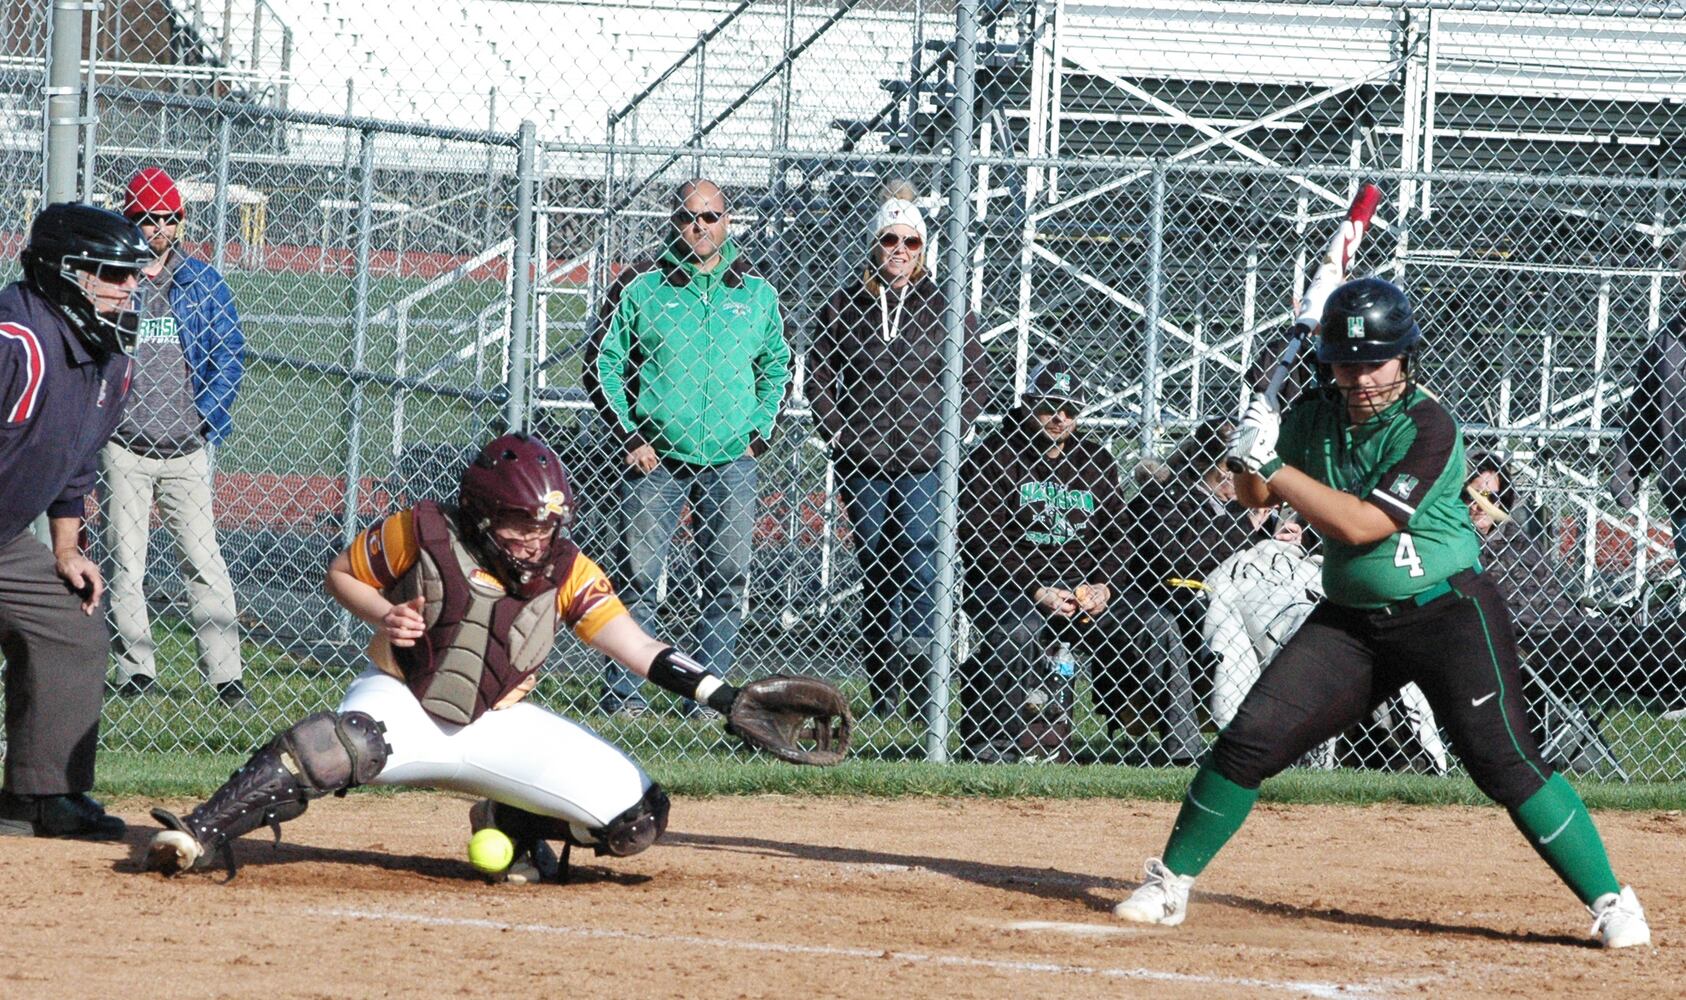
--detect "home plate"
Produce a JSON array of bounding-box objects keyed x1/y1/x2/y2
[{"x1": 1002, "y1": 920, "x2": 1139, "y2": 936}]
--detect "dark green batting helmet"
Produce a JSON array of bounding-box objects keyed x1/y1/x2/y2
[{"x1": 1315, "y1": 277, "x2": 1422, "y2": 364}]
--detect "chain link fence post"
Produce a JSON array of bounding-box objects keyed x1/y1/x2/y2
[
  {"x1": 212, "y1": 112, "x2": 233, "y2": 273},
  {"x1": 929, "y1": 0, "x2": 979, "y2": 763},
  {"x1": 44, "y1": 0, "x2": 83, "y2": 202},
  {"x1": 507, "y1": 120, "x2": 537, "y2": 434},
  {"x1": 338, "y1": 128, "x2": 378, "y2": 563},
  {"x1": 1141, "y1": 159, "x2": 1167, "y2": 452}
]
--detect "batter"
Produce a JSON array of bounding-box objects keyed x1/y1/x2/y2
[{"x1": 1113, "y1": 278, "x2": 1652, "y2": 949}]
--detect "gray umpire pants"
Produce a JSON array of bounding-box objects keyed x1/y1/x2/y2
[
  {"x1": 102, "y1": 443, "x2": 242, "y2": 685},
  {"x1": 0, "y1": 530, "x2": 108, "y2": 794}
]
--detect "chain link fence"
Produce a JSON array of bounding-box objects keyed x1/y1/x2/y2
[
  {"x1": 1, "y1": 4, "x2": 47, "y2": 265},
  {"x1": 4, "y1": 0, "x2": 1684, "y2": 780}
]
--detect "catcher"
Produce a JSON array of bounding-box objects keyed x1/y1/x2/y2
[{"x1": 144, "y1": 433, "x2": 849, "y2": 881}]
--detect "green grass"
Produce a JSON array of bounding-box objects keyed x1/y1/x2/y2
[
  {"x1": 104, "y1": 615, "x2": 1686, "y2": 809},
  {"x1": 96, "y1": 751, "x2": 1686, "y2": 811},
  {"x1": 214, "y1": 269, "x2": 587, "y2": 475}
]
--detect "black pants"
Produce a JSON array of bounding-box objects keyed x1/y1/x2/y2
[
  {"x1": 1213, "y1": 571, "x2": 1551, "y2": 809},
  {"x1": 0, "y1": 530, "x2": 110, "y2": 794},
  {"x1": 959, "y1": 582, "x2": 1203, "y2": 760},
  {"x1": 1524, "y1": 615, "x2": 1686, "y2": 707},
  {"x1": 1091, "y1": 595, "x2": 1205, "y2": 755}
]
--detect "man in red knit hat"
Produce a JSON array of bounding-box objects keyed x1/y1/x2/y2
[{"x1": 104, "y1": 167, "x2": 248, "y2": 707}]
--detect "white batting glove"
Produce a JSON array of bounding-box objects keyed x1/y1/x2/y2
[
  {"x1": 1294, "y1": 220, "x2": 1365, "y2": 329},
  {"x1": 1229, "y1": 396, "x2": 1283, "y2": 478},
  {"x1": 1325, "y1": 218, "x2": 1365, "y2": 271}
]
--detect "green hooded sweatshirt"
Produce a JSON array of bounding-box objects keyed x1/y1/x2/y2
[{"x1": 586, "y1": 239, "x2": 790, "y2": 466}]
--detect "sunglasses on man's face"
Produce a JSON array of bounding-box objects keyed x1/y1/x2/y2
[
  {"x1": 879, "y1": 233, "x2": 923, "y2": 252},
  {"x1": 672, "y1": 209, "x2": 725, "y2": 227},
  {"x1": 1033, "y1": 400, "x2": 1078, "y2": 418},
  {"x1": 132, "y1": 213, "x2": 183, "y2": 227}
]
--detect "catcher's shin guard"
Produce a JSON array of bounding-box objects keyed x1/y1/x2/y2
[
  {"x1": 596, "y1": 783, "x2": 670, "y2": 857},
  {"x1": 146, "y1": 711, "x2": 390, "y2": 877}
]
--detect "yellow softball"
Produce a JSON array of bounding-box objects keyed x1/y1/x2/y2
[{"x1": 467, "y1": 827, "x2": 515, "y2": 875}]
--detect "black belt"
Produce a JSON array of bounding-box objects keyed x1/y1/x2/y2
[
  {"x1": 1375, "y1": 569, "x2": 1479, "y2": 615},
  {"x1": 119, "y1": 439, "x2": 204, "y2": 460}
]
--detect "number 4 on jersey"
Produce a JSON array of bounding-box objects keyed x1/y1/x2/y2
[{"x1": 1394, "y1": 532, "x2": 1425, "y2": 578}]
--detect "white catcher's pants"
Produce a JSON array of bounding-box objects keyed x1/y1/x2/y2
[{"x1": 337, "y1": 668, "x2": 654, "y2": 833}]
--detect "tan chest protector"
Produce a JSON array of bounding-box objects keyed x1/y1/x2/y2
[{"x1": 388, "y1": 502, "x2": 573, "y2": 724}]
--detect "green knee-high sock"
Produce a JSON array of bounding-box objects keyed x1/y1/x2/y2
[
  {"x1": 1160, "y1": 765, "x2": 1259, "y2": 877},
  {"x1": 1509, "y1": 772, "x2": 1621, "y2": 906}
]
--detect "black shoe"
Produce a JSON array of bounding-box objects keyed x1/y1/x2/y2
[
  {"x1": 0, "y1": 791, "x2": 126, "y2": 840},
  {"x1": 1157, "y1": 745, "x2": 1204, "y2": 768},
  {"x1": 114, "y1": 674, "x2": 155, "y2": 698},
  {"x1": 599, "y1": 697, "x2": 648, "y2": 718},
  {"x1": 680, "y1": 699, "x2": 720, "y2": 721},
  {"x1": 216, "y1": 680, "x2": 250, "y2": 707},
  {"x1": 961, "y1": 743, "x2": 1021, "y2": 765}
]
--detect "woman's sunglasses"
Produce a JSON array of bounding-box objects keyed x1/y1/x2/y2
[{"x1": 879, "y1": 233, "x2": 923, "y2": 251}]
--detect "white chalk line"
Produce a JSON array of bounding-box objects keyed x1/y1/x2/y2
[
  {"x1": 303, "y1": 905, "x2": 1401, "y2": 999},
  {"x1": 1000, "y1": 919, "x2": 1139, "y2": 936}
]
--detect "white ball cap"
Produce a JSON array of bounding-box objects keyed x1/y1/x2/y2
[{"x1": 872, "y1": 198, "x2": 927, "y2": 245}]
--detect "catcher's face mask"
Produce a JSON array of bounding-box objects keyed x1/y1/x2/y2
[{"x1": 489, "y1": 512, "x2": 557, "y2": 564}]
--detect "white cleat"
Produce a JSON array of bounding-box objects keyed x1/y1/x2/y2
[
  {"x1": 1113, "y1": 857, "x2": 1196, "y2": 927},
  {"x1": 469, "y1": 798, "x2": 559, "y2": 885},
  {"x1": 1589, "y1": 886, "x2": 1652, "y2": 948},
  {"x1": 146, "y1": 829, "x2": 203, "y2": 875},
  {"x1": 503, "y1": 846, "x2": 552, "y2": 885}
]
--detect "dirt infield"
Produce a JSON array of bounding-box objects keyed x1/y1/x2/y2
[{"x1": 2, "y1": 794, "x2": 1679, "y2": 998}]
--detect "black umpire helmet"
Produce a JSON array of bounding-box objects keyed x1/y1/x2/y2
[
  {"x1": 21, "y1": 202, "x2": 151, "y2": 356},
  {"x1": 1314, "y1": 277, "x2": 1422, "y2": 364}
]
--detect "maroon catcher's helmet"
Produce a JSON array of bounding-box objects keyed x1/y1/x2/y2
[{"x1": 457, "y1": 433, "x2": 576, "y2": 595}]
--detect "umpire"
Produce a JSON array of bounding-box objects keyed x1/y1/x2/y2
[
  {"x1": 0, "y1": 203, "x2": 150, "y2": 839},
  {"x1": 1114, "y1": 277, "x2": 1652, "y2": 948}
]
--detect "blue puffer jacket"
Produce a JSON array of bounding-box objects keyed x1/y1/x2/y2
[{"x1": 168, "y1": 255, "x2": 244, "y2": 445}]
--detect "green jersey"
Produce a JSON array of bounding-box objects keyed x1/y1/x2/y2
[{"x1": 1277, "y1": 385, "x2": 1480, "y2": 609}]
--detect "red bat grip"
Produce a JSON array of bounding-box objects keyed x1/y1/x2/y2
[
  {"x1": 1347, "y1": 182, "x2": 1382, "y2": 224},
  {"x1": 1225, "y1": 182, "x2": 1384, "y2": 474}
]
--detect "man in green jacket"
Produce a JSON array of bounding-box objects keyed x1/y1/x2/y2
[{"x1": 584, "y1": 179, "x2": 790, "y2": 715}]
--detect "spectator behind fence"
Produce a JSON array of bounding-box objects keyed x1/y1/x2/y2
[
  {"x1": 1102, "y1": 418, "x2": 1257, "y2": 763},
  {"x1": 0, "y1": 203, "x2": 150, "y2": 839},
  {"x1": 105, "y1": 168, "x2": 247, "y2": 708},
  {"x1": 584, "y1": 179, "x2": 791, "y2": 716},
  {"x1": 808, "y1": 196, "x2": 985, "y2": 718},
  {"x1": 1609, "y1": 241, "x2": 1686, "y2": 561},
  {"x1": 955, "y1": 360, "x2": 1129, "y2": 762},
  {"x1": 1469, "y1": 452, "x2": 1686, "y2": 717}
]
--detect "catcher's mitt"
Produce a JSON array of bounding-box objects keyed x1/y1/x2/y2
[{"x1": 727, "y1": 674, "x2": 852, "y2": 766}]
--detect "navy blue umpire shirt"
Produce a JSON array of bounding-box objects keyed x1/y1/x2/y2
[{"x1": 0, "y1": 281, "x2": 134, "y2": 543}]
